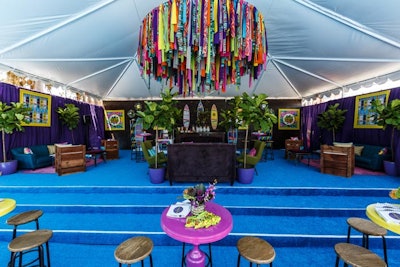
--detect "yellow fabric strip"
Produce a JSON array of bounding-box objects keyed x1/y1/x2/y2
[
  {"x1": 214, "y1": 0, "x2": 218, "y2": 33},
  {"x1": 206, "y1": 27, "x2": 212, "y2": 73},
  {"x1": 158, "y1": 4, "x2": 165, "y2": 50},
  {"x1": 170, "y1": 0, "x2": 177, "y2": 40}
]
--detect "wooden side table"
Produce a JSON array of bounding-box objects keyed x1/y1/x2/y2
[{"x1": 287, "y1": 150, "x2": 311, "y2": 166}]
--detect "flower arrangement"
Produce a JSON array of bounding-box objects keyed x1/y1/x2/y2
[{"x1": 183, "y1": 180, "x2": 217, "y2": 208}]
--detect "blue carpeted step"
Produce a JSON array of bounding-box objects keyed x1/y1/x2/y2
[
  {"x1": 2, "y1": 205, "x2": 398, "y2": 248},
  {"x1": 0, "y1": 242, "x2": 399, "y2": 267},
  {"x1": 0, "y1": 186, "x2": 394, "y2": 209}
]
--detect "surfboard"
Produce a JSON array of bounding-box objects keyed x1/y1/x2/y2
[
  {"x1": 197, "y1": 100, "x2": 204, "y2": 121},
  {"x1": 211, "y1": 104, "x2": 218, "y2": 130},
  {"x1": 183, "y1": 104, "x2": 190, "y2": 129}
]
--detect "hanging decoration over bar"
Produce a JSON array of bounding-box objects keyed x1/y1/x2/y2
[{"x1": 137, "y1": 0, "x2": 268, "y2": 97}]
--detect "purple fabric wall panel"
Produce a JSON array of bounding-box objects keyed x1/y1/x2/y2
[
  {"x1": 302, "y1": 87, "x2": 400, "y2": 170},
  {"x1": 0, "y1": 83, "x2": 105, "y2": 162}
]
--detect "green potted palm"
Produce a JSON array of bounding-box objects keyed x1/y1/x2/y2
[
  {"x1": 317, "y1": 103, "x2": 347, "y2": 143},
  {"x1": 234, "y1": 93, "x2": 277, "y2": 183},
  {"x1": 137, "y1": 90, "x2": 181, "y2": 183},
  {"x1": 56, "y1": 103, "x2": 80, "y2": 144},
  {"x1": 371, "y1": 98, "x2": 400, "y2": 176},
  {"x1": 0, "y1": 101, "x2": 31, "y2": 175}
]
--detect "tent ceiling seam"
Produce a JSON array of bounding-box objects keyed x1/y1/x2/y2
[
  {"x1": 0, "y1": 0, "x2": 117, "y2": 56},
  {"x1": 270, "y1": 58, "x2": 302, "y2": 98},
  {"x1": 104, "y1": 59, "x2": 135, "y2": 98},
  {"x1": 250, "y1": 66, "x2": 266, "y2": 95},
  {"x1": 294, "y1": 0, "x2": 400, "y2": 49},
  {"x1": 0, "y1": 57, "x2": 134, "y2": 62},
  {"x1": 273, "y1": 56, "x2": 400, "y2": 63},
  {"x1": 132, "y1": 0, "x2": 142, "y2": 21},
  {"x1": 274, "y1": 58, "x2": 345, "y2": 90},
  {"x1": 67, "y1": 59, "x2": 131, "y2": 86}
]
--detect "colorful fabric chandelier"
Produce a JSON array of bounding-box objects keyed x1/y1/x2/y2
[{"x1": 137, "y1": 0, "x2": 268, "y2": 96}]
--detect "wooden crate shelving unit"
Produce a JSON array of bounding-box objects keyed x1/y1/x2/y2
[{"x1": 320, "y1": 145, "x2": 354, "y2": 177}]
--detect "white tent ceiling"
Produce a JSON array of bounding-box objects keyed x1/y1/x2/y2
[{"x1": 0, "y1": 0, "x2": 399, "y2": 101}]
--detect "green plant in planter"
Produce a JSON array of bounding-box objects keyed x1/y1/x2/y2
[
  {"x1": 235, "y1": 92, "x2": 277, "y2": 168},
  {"x1": 137, "y1": 89, "x2": 181, "y2": 168},
  {"x1": 56, "y1": 103, "x2": 80, "y2": 144},
  {"x1": 219, "y1": 97, "x2": 243, "y2": 145},
  {"x1": 0, "y1": 101, "x2": 31, "y2": 163},
  {"x1": 219, "y1": 97, "x2": 242, "y2": 132},
  {"x1": 317, "y1": 103, "x2": 347, "y2": 143},
  {"x1": 371, "y1": 98, "x2": 400, "y2": 162}
]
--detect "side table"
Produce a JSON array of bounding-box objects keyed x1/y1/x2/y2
[
  {"x1": 0, "y1": 198, "x2": 16, "y2": 217},
  {"x1": 161, "y1": 202, "x2": 233, "y2": 267},
  {"x1": 366, "y1": 203, "x2": 400, "y2": 234},
  {"x1": 86, "y1": 149, "x2": 107, "y2": 166},
  {"x1": 287, "y1": 150, "x2": 312, "y2": 166}
]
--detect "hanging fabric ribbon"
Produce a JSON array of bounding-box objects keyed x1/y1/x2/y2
[{"x1": 137, "y1": 0, "x2": 268, "y2": 97}]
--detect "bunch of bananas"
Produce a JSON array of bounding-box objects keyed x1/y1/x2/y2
[{"x1": 185, "y1": 211, "x2": 221, "y2": 229}]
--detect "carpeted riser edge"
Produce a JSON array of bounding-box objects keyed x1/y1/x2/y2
[
  {"x1": 9, "y1": 205, "x2": 371, "y2": 218},
  {"x1": 0, "y1": 186, "x2": 392, "y2": 197},
  {"x1": 1, "y1": 232, "x2": 395, "y2": 249}
]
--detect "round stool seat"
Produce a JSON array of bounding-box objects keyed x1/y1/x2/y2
[
  {"x1": 7, "y1": 210, "x2": 43, "y2": 227},
  {"x1": 237, "y1": 236, "x2": 276, "y2": 265},
  {"x1": 334, "y1": 243, "x2": 387, "y2": 267},
  {"x1": 114, "y1": 236, "x2": 153, "y2": 265},
  {"x1": 347, "y1": 217, "x2": 387, "y2": 236},
  {"x1": 8, "y1": 229, "x2": 53, "y2": 253}
]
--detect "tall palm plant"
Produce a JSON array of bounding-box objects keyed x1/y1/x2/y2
[
  {"x1": 56, "y1": 103, "x2": 80, "y2": 144},
  {"x1": 137, "y1": 89, "x2": 181, "y2": 168},
  {"x1": 0, "y1": 102, "x2": 30, "y2": 162},
  {"x1": 372, "y1": 98, "x2": 400, "y2": 162},
  {"x1": 235, "y1": 93, "x2": 277, "y2": 168},
  {"x1": 317, "y1": 103, "x2": 347, "y2": 143}
]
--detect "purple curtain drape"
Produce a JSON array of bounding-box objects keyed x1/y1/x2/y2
[
  {"x1": 301, "y1": 87, "x2": 400, "y2": 169},
  {"x1": 0, "y1": 83, "x2": 105, "y2": 161}
]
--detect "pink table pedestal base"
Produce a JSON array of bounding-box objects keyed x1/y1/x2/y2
[{"x1": 186, "y1": 245, "x2": 205, "y2": 267}]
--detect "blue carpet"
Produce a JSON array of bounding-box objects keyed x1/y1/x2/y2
[{"x1": 0, "y1": 149, "x2": 399, "y2": 266}]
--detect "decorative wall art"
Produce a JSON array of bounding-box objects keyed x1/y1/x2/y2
[
  {"x1": 278, "y1": 108, "x2": 300, "y2": 130},
  {"x1": 105, "y1": 110, "x2": 125, "y2": 131},
  {"x1": 19, "y1": 89, "x2": 51, "y2": 127},
  {"x1": 353, "y1": 90, "x2": 390, "y2": 129},
  {"x1": 137, "y1": 0, "x2": 268, "y2": 97}
]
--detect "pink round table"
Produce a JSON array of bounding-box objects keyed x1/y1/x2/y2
[{"x1": 161, "y1": 202, "x2": 233, "y2": 267}]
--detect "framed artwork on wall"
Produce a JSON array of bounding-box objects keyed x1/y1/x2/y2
[
  {"x1": 19, "y1": 89, "x2": 51, "y2": 127},
  {"x1": 278, "y1": 108, "x2": 300, "y2": 130},
  {"x1": 105, "y1": 110, "x2": 125, "y2": 131},
  {"x1": 353, "y1": 90, "x2": 390, "y2": 129}
]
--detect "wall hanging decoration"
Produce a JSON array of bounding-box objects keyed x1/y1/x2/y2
[
  {"x1": 137, "y1": 0, "x2": 268, "y2": 97},
  {"x1": 105, "y1": 110, "x2": 125, "y2": 131},
  {"x1": 20, "y1": 89, "x2": 51, "y2": 127},
  {"x1": 353, "y1": 90, "x2": 390, "y2": 128},
  {"x1": 278, "y1": 108, "x2": 300, "y2": 130}
]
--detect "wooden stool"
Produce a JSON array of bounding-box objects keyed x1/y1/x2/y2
[
  {"x1": 334, "y1": 243, "x2": 387, "y2": 267},
  {"x1": 8, "y1": 229, "x2": 53, "y2": 267},
  {"x1": 7, "y1": 210, "x2": 43, "y2": 238},
  {"x1": 114, "y1": 236, "x2": 153, "y2": 267},
  {"x1": 346, "y1": 217, "x2": 388, "y2": 265},
  {"x1": 237, "y1": 236, "x2": 276, "y2": 267}
]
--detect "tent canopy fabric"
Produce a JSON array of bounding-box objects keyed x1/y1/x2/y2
[{"x1": 0, "y1": 0, "x2": 399, "y2": 101}]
